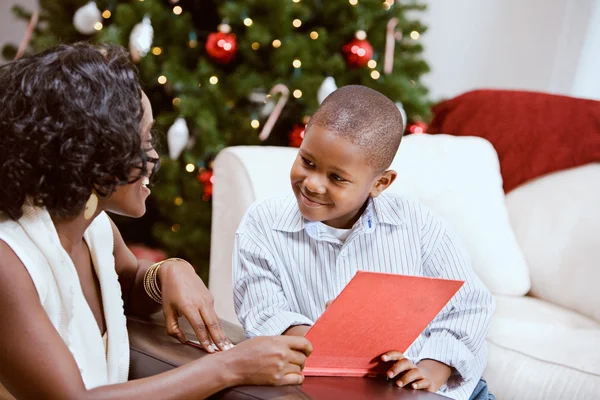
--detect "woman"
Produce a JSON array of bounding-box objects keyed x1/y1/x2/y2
[{"x1": 0, "y1": 43, "x2": 311, "y2": 399}]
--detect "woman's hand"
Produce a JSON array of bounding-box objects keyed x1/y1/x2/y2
[
  {"x1": 158, "y1": 259, "x2": 234, "y2": 353},
  {"x1": 219, "y1": 335, "x2": 313, "y2": 386}
]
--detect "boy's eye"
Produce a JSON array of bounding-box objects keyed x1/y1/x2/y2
[
  {"x1": 331, "y1": 174, "x2": 346, "y2": 182},
  {"x1": 301, "y1": 157, "x2": 314, "y2": 167}
]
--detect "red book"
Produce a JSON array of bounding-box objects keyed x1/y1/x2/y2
[{"x1": 303, "y1": 271, "x2": 464, "y2": 377}]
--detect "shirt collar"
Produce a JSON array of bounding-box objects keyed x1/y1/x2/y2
[{"x1": 272, "y1": 193, "x2": 406, "y2": 236}]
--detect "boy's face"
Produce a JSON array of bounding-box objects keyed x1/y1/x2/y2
[{"x1": 290, "y1": 125, "x2": 396, "y2": 229}]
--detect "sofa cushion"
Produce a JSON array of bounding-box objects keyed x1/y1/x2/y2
[
  {"x1": 389, "y1": 134, "x2": 530, "y2": 296},
  {"x1": 485, "y1": 296, "x2": 600, "y2": 399},
  {"x1": 505, "y1": 163, "x2": 600, "y2": 322},
  {"x1": 429, "y1": 89, "x2": 600, "y2": 193}
]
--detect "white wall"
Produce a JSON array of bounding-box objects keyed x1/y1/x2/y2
[
  {"x1": 420, "y1": 0, "x2": 599, "y2": 100},
  {"x1": 571, "y1": 0, "x2": 600, "y2": 100}
]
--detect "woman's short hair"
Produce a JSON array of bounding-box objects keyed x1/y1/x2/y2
[{"x1": 0, "y1": 42, "x2": 152, "y2": 220}]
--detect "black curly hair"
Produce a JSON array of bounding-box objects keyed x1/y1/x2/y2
[{"x1": 0, "y1": 42, "x2": 156, "y2": 221}]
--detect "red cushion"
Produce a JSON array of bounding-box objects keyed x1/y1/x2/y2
[{"x1": 429, "y1": 89, "x2": 600, "y2": 192}]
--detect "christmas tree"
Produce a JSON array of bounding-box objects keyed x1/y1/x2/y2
[{"x1": 4, "y1": 0, "x2": 430, "y2": 279}]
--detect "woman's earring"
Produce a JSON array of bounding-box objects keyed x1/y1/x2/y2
[{"x1": 84, "y1": 192, "x2": 98, "y2": 220}]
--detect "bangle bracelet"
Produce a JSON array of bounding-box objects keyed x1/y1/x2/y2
[{"x1": 143, "y1": 257, "x2": 189, "y2": 304}]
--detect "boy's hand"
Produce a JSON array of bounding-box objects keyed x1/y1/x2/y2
[
  {"x1": 382, "y1": 352, "x2": 452, "y2": 392},
  {"x1": 382, "y1": 351, "x2": 432, "y2": 390}
]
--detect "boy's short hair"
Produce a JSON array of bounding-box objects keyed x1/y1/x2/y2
[{"x1": 306, "y1": 85, "x2": 404, "y2": 172}]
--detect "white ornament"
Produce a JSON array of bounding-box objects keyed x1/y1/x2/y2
[
  {"x1": 129, "y1": 17, "x2": 153, "y2": 62},
  {"x1": 167, "y1": 117, "x2": 189, "y2": 160},
  {"x1": 73, "y1": 2, "x2": 102, "y2": 35},
  {"x1": 317, "y1": 76, "x2": 337, "y2": 104},
  {"x1": 396, "y1": 102, "x2": 408, "y2": 128}
]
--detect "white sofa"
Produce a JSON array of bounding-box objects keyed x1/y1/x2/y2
[{"x1": 208, "y1": 134, "x2": 600, "y2": 399}]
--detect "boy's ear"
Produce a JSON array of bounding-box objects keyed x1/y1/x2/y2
[{"x1": 370, "y1": 170, "x2": 397, "y2": 198}]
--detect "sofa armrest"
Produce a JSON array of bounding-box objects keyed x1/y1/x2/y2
[
  {"x1": 127, "y1": 313, "x2": 449, "y2": 399},
  {"x1": 127, "y1": 312, "x2": 246, "y2": 379}
]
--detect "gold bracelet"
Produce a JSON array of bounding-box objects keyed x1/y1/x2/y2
[{"x1": 143, "y1": 258, "x2": 189, "y2": 304}]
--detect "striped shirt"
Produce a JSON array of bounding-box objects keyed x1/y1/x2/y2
[{"x1": 233, "y1": 193, "x2": 495, "y2": 400}]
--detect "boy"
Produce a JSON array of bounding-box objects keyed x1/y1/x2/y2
[{"x1": 233, "y1": 86, "x2": 495, "y2": 400}]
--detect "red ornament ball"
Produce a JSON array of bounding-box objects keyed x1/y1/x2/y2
[
  {"x1": 407, "y1": 121, "x2": 428, "y2": 134},
  {"x1": 205, "y1": 32, "x2": 237, "y2": 64},
  {"x1": 197, "y1": 169, "x2": 214, "y2": 200},
  {"x1": 342, "y1": 38, "x2": 373, "y2": 68},
  {"x1": 288, "y1": 124, "x2": 306, "y2": 148}
]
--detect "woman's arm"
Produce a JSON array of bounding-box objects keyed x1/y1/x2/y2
[
  {"x1": 0, "y1": 240, "x2": 311, "y2": 399},
  {"x1": 110, "y1": 218, "x2": 232, "y2": 352}
]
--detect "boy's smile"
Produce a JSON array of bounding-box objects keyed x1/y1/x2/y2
[{"x1": 290, "y1": 125, "x2": 395, "y2": 229}]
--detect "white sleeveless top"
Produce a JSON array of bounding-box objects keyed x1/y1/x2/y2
[{"x1": 0, "y1": 207, "x2": 129, "y2": 390}]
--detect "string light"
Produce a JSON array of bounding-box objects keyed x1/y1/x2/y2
[
  {"x1": 174, "y1": 197, "x2": 184, "y2": 206},
  {"x1": 251, "y1": 42, "x2": 260, "y2": 50},
  {"x1": 293, "y1": 0, "x2": 301, "y2": 2},
  {"x1": 171, "y1": 224, "x2": 181, "y2": 232},
  {"x1": 251, "y1": 119, "x2": 260, "y2": 129},
  {"x1": 293, "y1": 19, "x2": 302, "y2": 28},
  {"x1": 152, "y1": 47, "x2": 162, "y2": 55},
  {"x1": 371, "y1": 70, "x2": 381, "y2": 80},
  {"x1": 173, "y1": 6, "x2": 182, "y2": 15},
  {"x1": 293, "y1": 89, "x2": 302, "y2": 98},
  {"x1": 209, "y1": 76, "x2": 219, "y2": 84},
  {"x1": 293, "y1": 59, "x2": 302, "y2": 68},
  {"x1": 349, "y1": 0, "x2": 358, "y2": 5},
  {"x1": 243, "y1": 18, "x2": 253, "y2": 26},
  {"x1": 185, "y1": 164, "x2": 195, "y2": 172},
  {"x1": 172, "y1": 97, "x2": 181, "y2": 106},
  {"x1": 368, "y1": 60, "x2": 377, "y2": 69},
  {"x1": 310, "y1": 31, "x2": 319, "y2": 40},
  {"x1": 410, "y1": 31, "x2": 420, "y2": 40},
  {"x1": 355, "y1": 30, "x2": 367, "y2": 40},
  {"x1": 383, "y1": 0, "x2": 393, "y2": 10},
  {"x1": 94, "y1": 22, "x2": 103, "y2": 31},
  {"x1": 272, "y1": 39, "x2": 281, "y2": 48},
  {"x1": 158, "y1": 75, "x2": 167, "y2": 84},
  {"x1": 102, "y1": 10, "x2": 111, "y2": 18},
  {"x1": 189, "y1": 40, "x2": 198, "y2": 48}
]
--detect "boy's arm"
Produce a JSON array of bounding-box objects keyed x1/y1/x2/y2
[
  {"x1": 233, "y1": 232, "x2": 313, "y2": 337},
  {"x1": 416, "y1": 213, "x2": 495, "y2": 389}
]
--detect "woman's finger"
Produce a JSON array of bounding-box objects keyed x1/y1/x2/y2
[
  {"x1": 278, "y1": 373, "x2": 304, "y2": 386},
  {"x1": 180, "y1": 305, "x2": 215, "y2": 353},
  {"x1": 199, "y1": 304, "x2": 234, "y2": 350},
  {"x1": 283, "y1": 362, "x2": 303, "y2": 375},
  {"x1": 286, "y1": 349, "x2": 308, "y2": 369},
  {"x1": 163, "y1": 306, "x2": 186, "y2": 344}
]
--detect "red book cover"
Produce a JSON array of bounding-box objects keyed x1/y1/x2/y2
[{"x1": 303, "y1": 271, "x2": 464, "y2": 377}]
